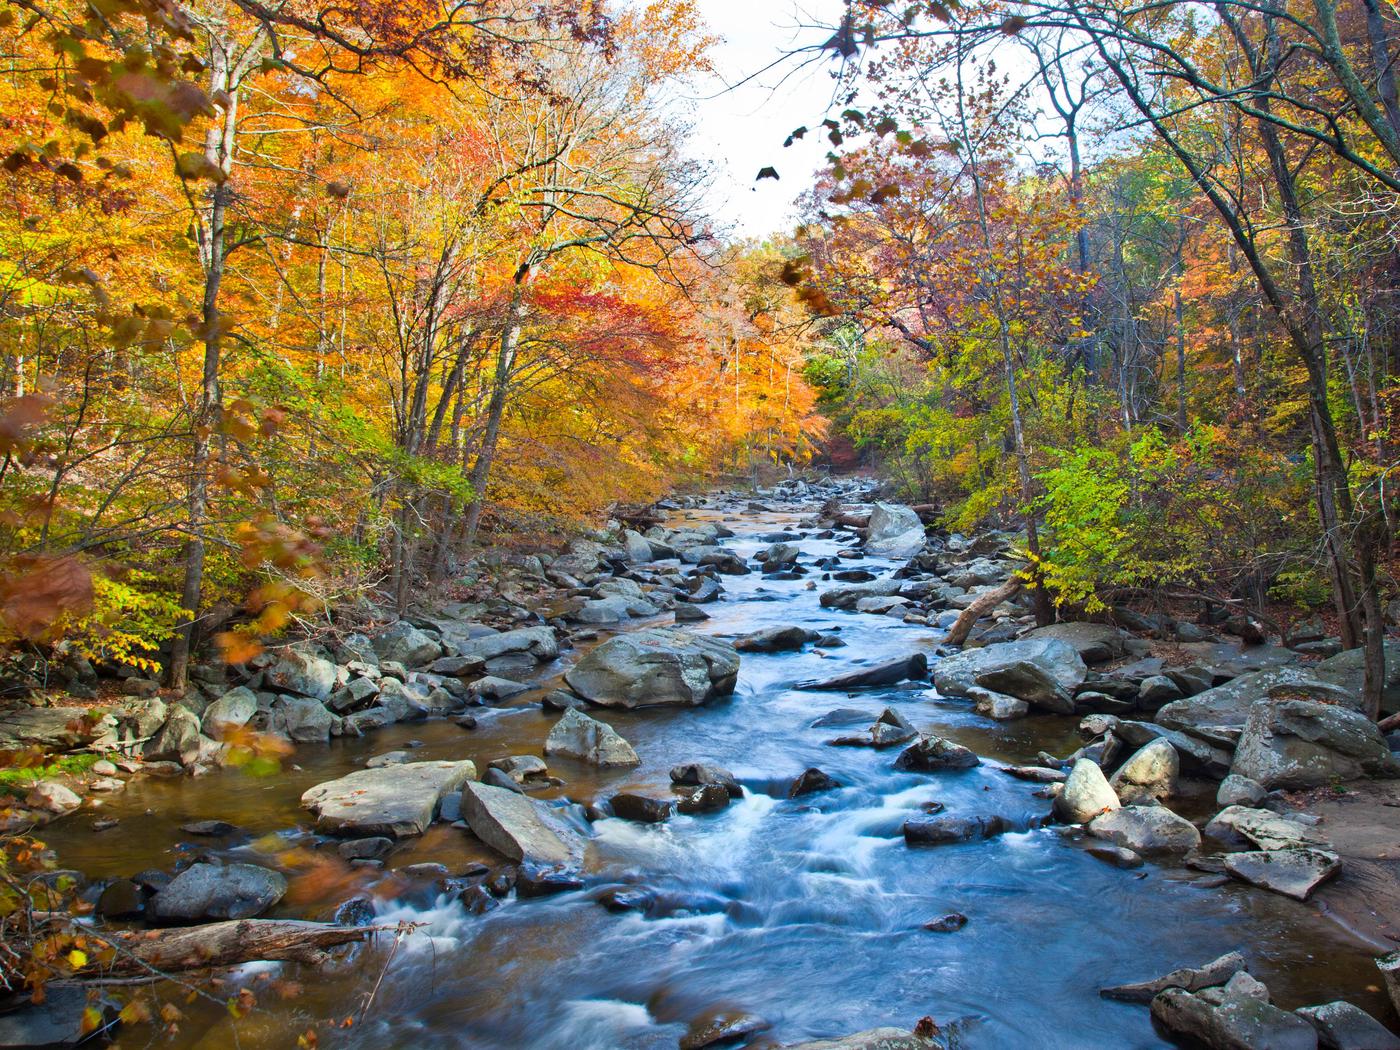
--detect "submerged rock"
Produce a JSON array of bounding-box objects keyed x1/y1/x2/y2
[
  {"x1": 1223, "y1": 847, "x2": 1341, "y2": 901},
  {"x1": 780, "y1": 1026, "x2": 944, "y2": 1050},
  {"x1": 564, "y1": 628, "x2": 740, "y2": 708},
  {"x1": 301, "y1": 760, "x2": 476, "y2": 838}
]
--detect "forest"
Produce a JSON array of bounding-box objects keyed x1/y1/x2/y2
[{"x1": 0, "y1": 0, "x2": 1398, "y2": 1047}]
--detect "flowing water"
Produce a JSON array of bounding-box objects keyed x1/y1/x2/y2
[{"x1": 41, "y1": 497, "x2": 1391, "y2": 1048}]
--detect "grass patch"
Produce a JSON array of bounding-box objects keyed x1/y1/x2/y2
[{"x1": 0, "y1": 754, "x2": 101, "y2": 796}]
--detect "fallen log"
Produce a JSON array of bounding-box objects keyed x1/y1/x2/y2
[
  {"x1": 943, "y1": 578, "x2": 1022, "y2": 647},
  {"x1": 93, "y1": 919, "x2": 398, "y2": 976}
]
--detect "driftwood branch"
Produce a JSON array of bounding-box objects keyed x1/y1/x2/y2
[
  {"x1": 93, "y1": 920, "x2": 399, "y2": 976},
  {"x1": 944, "y1": 579, "x2": 1022, "y2": 647}
]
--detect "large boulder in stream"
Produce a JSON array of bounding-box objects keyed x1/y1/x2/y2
[
  {"x1": 1087, "y1": 805, "x2": 1201, "y2": 854},
  {"x1": 148, "y1": 862, "x2": 286, "y2": 922},
  {"x1": 864, "y1": 503, "x2": 926, "y2": 559},
  {"x1": 819, "y1": 579, "x2": 903, "y2": 611},
  {"x1": 544, "y1": 708, "x2": 639, "y2": 767},
  {"x1": 932, "y1": 639, "x2": 1086, "y2": 714},
  {"x1": 796, "y1": 654, "x2": 927, "y2": 691},
  {"x1": 1053, "y1": 759, "x2": 1120, "y2": 824},
  {"x1": 458, "y1": 781, "x2": 584, "y2": 865},
  {"x1": 1230, "y1": 698, "x2": 1399, "y2": 789},
  {"x1": 301, "y1": 760, "x2": 476, "y2": 838},
  {"x1": 1155, "y1": 667, "x2": 1358, "y2": 737},
  {"x1": 1151, "y1": 977, "x2": 1320, "y2": 1050},
  {"x1": 1024, "y1": 622, "x2": 1128, "y2": 664},
  {"x1": 735, "y1": 625, "x2": 816, "y2": 653},
  {"x1": 564, "y1": 628, "x2": 739, "y2": 708}
]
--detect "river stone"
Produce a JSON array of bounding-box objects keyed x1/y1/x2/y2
[
  {"x1": 1217, "y1": 774, "x2": 1267, "y2": 808},
  {"x1": 734, "y1": 625, "x2": 815, "y2": 652},
  {"x1": 864, "y1": 503, "x2": 926, "y2": 559},
  {"x1": 1224, "y1": 847, "x2": 1341, "y2": 900},
  {"x1": 148, "y1": 862, "x2": 287, "y2": 922},
  {"x1": 1230, "y1": 698, "x2": 1398, "y2": 789},
  {"x1": 1382, "y1": 953, "x2": 1400, "y2": 1019},
  {"x1": 1054, "y1": 759, "x2": 1121, "y2": 824},
  {"x1": 818, "y1": 579, "x2": 904, "y2": 610},
  {"x1": 564, "y1": 628, "x2": 739, "y2": 708},
  {"x1": 458, "y1": 782, "x2": 583, "y2": 865},
  {"x1": 0, "y1": 706, "x2": 110, "y2": 749},
  {"x1": 622, "y1": 529, "x2": 655, "y2": 564},
  {"x1": 895, "y1": 736, "x2": 980, "y2": 772},
  {"x1": 610, "y1": 793, "x2": 674, "y2": 823},
  {"x1": 1087, "y1": 805, "x2": 1201, "y2": 853},
  {"x1": 1311, "y1": 641, "x2": 1400, "y2": 710},
  {"x1": 262, "y1": 646, "x2": 339, "y2": 699},
  {"x1": 933, "y1": 638, "x2": 1086, "y2": 713},
  {"x1": 276, "y1": 696, "x2": 337, "y2": 743},
  {"x1": 1151, "y1": 986, "x2": 1319, "y2": 1050},
  {"x1": 201, "y1": 686, "x2": 258, "y2": 737},
  {"x1": 1101, "y1": 951, "x2": 1248, "y2": 1002},
  {"x1": 681, "y1": 1009, "x2": 771, "y2": 1050},
  {"x1": 457, "y1": 626, "x2": 559, "y2": 665},
  {"x1": 301, "y1": 760, "x2": 476, "y2": 838},
  {"x1": 0, "y1": 986, "x2": 90, "y2": 1046},
  {"x1": 1205, "y1": 806, "x2": 1327, "y2": 852},
  {"x1": 1025, "y1": 622, "x2": 1128, "y2": 664},
  {"x1": 1296, "y1": 1000, "x2": 1400, "y2": 1049},
  {"x1": 903, "y1": 814, "x2": 1007, "y2": 845},
  {"x1": 970, "y1": 686, "x2": 1030, "y2": 721},
  {"x1": 764, "y1": 541, "x2": 802, "y2": 566},
  {"x1": 573, "y1": 596, "x2": 635, "y2": 624},
  {"x1": 144, "y1": 705, "x2": 203, "y2": 765},
  {"x1": 796, "y1": 653, "x2": 927, "y2": 691},
  {"x1": 671, "y1": 762, "x2": 743, "y2": 798},
  {"x1": 1156, "y1": 668, "x2": 1361, "y2": 738},
  {"x1": 1109, "y1": 738, "x2": 1179, "y2": 803},
  {"x1": 26, "y1": 781, "x2": 82, "y2": 813},
  {"x1": 780, "y1": 1028, "x2": 942, "y2": 1050},
  {"x1": 544, "y1": 708, "x2": 640, "y2": 767},
  {"x1": 789, "y1": 768, "x2": 840, "y2": 796}
]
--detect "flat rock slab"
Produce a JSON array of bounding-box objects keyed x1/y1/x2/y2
[
  {"x1": 301, "y1": 760, "x2": 477, "y2": 838},
  {"x1": 458, "y1": 781, "x2": 584, "y2": 866},
  {"x1": 1224, "y1": 847, "x2": 1341, "y2": 901},
  {"x1": 797, "y1": 654, "x2": 928, "y2": 691},
  {"x1": 0, "y1": 707, "x2": 111, "y2": 748},
  {"x1": 1101, "y1": 951, "x2": 1247, "y2": 1002}
]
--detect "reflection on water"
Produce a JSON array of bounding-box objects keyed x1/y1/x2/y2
[{"x1": 42, "y1": 500, "x2": 1392, "y2": 1048}]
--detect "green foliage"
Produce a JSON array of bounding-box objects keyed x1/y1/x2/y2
[
  {"x1": 0, "y1": 754, "x2": 99, "y2": 797},
  {"x1": 57, "y1": 570, "x2": 185, "y2": 674}
]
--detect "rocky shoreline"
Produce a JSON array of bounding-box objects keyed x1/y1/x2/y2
[{"x1": 3, "y1": 474, "x2": 1400, "y2": 1049}]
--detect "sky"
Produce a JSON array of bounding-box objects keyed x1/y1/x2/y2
[{"x1": 675, "y1": 0, "x2": 850, "y2": 241}]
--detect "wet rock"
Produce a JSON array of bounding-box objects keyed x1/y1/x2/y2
[
  {"x1": 1223, "y1": 848, "x2": 1341, "y2": 900},
  {"x1": 25, "y1": 781, "x2": 82, "y2": 814},
  {"x1": 670, "y1": 762, "x2": 743, "y2": 798},
  {"x1": 1231, "y1": 699, "x2": 1398, "y2": 790},
  {"x1": 1110, "y1": 738, "x2": 1179, "y2": 803},
  {"x1": 1025, "y1": 622, "x2": 1128, "y2": 664},
  {"x1": 971, "y1": 687, "x2": 1030, "y2": 721},
  {"x1": 201, "y1": 686, "x2": 258, "y2": 737},
  {"x1": 674, "y1": 604, "x2": 711, "y2": 622},
  {"x1": 789, "y1": 768, "x2": 840, "y2": 797},
  {"x1": 457, "y1": 626, "x2": 559, "y2": 665},
  {"x1": 865, "y1": 503, "x2": 926, "y2": 558},
  {"x1": 483, "y1": 769, "x2": 524, "y2": 792},
  {"x1": 337, "y1": 837, "x2": 393, "y2": 860},
  {"x1": 796, "y1": 653, "x2": 927, "y2": 691},
  {"x1": 301, "y1": 760, "x2": 476, "y2": 838},
  {"x1": 818, "y1": 579, "x2": 904, "y2": 610},
  {"x1": 933, "y1": 638, "x2": 1086, "y2": 714},
  {"x1": 609, "y1": 792, "x2": 674, "y2": 823},
  {"x1": 1151, "y1": 985, "x2": 1319, "y2": 1050},
  {"x1": 488, "y1": 755, "x2": 548, "y2": 783},
  {"x1": 515, "y1": 863, "x2": 585, "y2": 898},
  {"x1": 922, "y1": 913, "x2": 968, "y2": 932},
  {"x1": 1101, "y1": 951, "x2": 1247, "y2": 1002},
  {"x1": 262, "y1": 646, "x2": 340, "y2": 699},
  {"x1": 0, "y1": 986, "x2": 91, "y2": 1046},
  {"x1": 96, "y1": 878, "x2": 146, "y2": 919},
  {"x1": 470, "y1": 675, "x2": 530, "y2": 702},
  {"x1": 1053, "y1": 759, "x2": 1121, "y2": 824},
  {"x1": 1087, "y1": 805, "x2": 1201, "y2": 854},
  {"x1": 181, "y1": 819, "x2": 235, "y2": 836},
  {"x1": 779, "y1": 1027, "x2": 943, "y2": 1050},
  {"x1": 764, "y1": 541, "x2": 802, "y2": 566},
  {"x1": 734, "y1": 625, "x2": 816, "y2": 652},
  {"x1": 458, "y1": 782, "x2": 584, "y2": 865},
  {"x1": 1205, "y1": 806, "x2": 1326, "y2": 852},
  {"x1": 564, "y1": 628, "x2": 740, "y2": 708},
  {"x1": 810, "y1": 707, "x2": 871, "y2": 728},
  {"x1": 681, "y1": 1009, "x2": 772, "y2": 1050},
  {"x1": 144, "y1": 705, "x2": 203, "y2": 765},
  {"x1": 544, "y1": 708, "x2": 641, "y2": 767},
  {"x1": 895, "y1": 736, "x2": 980, "y2": 772},
  {"x1": 149, "y1": 861, "x2": 286, "y2": 922},
  {"x1": 1002, "y1": 765, "x2": 1067, "y2": 783},
  {"x1": 903, "y1": 814, "x2": 1007, "y2": 845},
  {"x1": 366, "y1": 750, "x2": 411, "y2": 769},
  {"x1": 1087, "y1": 844, "x2": 1143, "y2": 869},
  {"x1": 1295, "y1": 1000, "x2": 1400, "y2": 1049},
  {"x1": 1218, "y1": 774, "x2": 1267, "y2": 808},
  {"x1": 677, "y1": 783, "x2": 731, "y2": 814},
  {"x1": 679, "y1": 577, "x2": 722, "y2": 604}
]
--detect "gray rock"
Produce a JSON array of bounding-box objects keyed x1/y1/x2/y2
[
  {"x1": 201, "y1": 686, "x2": 258, "y2": 737},
  {"x1": 1110, "y1": 738, "x2": 1179, "y2": 803},
  {"x1": 301, "y1": 760, "x2": 476, "y2": 838},
  {"x1": 1295, "y1": 1000, "x2": 1400, "y2": 1049},
  {"x1": 610, "y1": 793, "x2": 674, "y2": 823},
  {"x1": 262, "y1": 646, "x2": 339, "y2": 699},
  {"x1": 903, "y1": 814, "x2": 1008, "y2": 845},
  {"x1": 26, "y1": 781, "x2": 81, "y2": 813},
  {"x1": 1231, "y1": 699, "x2": 1398, "y2": 789},
  {"x1": 1312, "y1": 641, "x2": 1400, "y2": 710},
  {"x1": 764, "y1": 541, "x2": 802, "y2": 566},
  {"x1": 0, "y1": 986, "x2": 90, "y2": 1046},
  {"x1": 934, "y1": 639, "x2": 1087, "y2": 714},
  {"x1": 622, "y1": 529, "x2": 656, "y2": 564},
  {"x1": 970, "y1": 686, "x2": 1030, "y2": 720},
  {"x1": 564, "y1": 628, "x2": 739, "y2": 708},
  {"x1": 1025, "y1": 622, "x2": 1128, "y2": 664},
  {"x1": 1224, "y1": 847, "x2": 1341, "y2": 900},
  {"x1": 1151, "y1": 985, "x2": 1319, "y2": 1050},
  {"x1": 734, "y1": 625, "x2": 815, "y2": 653},
  {"x1": 895, "y1": 736, "x2": 980, "y2": 772},
  {"x1": 328, "y1": 676, "x2": 380, "y2": 713},
  {"x1": 276, "y1": 696, "x2": 337, "y2": 743},
  {"x1": 144, "y1": 705, "x2": 203, "y2": 765},
  {"x1": 1205, "y1": 806, "x2": 1327, "y2": 851},
  {"x1": 457, "y1": 626, "x2": 559, "y2": 665},
  {"x1": 1101, "y1": 951, "x2": 1248, "y2": 1002},
  {"x1": 458, "y1": 782, "x2": 584, "y2": 865},
  {"x1": 1382, "y1": 953, "x2": 1400, "y2": 1021},
  {"x1": 470, "y1": 676, "x2": 530, "y2": 701},
  {"x1": 1157, "y1": 668, "x2": 1361, "y2": 736},
  {"x1": 1054, "y1": 759, "x2": 1121, "y2": 823},
  {"x1": 1139, "y1": 675, "x2": 1184, "y2": 705},
  {"x1": 670, "y1": 762, "x2": 742, "y2": 798},
  {"x1": 779, "y1": 1028, "x2": 942, "y2": 1050},
  {"x1": 818, "y1": 579, "x2": 904, "y2": 610},
  {"x1": 796, "y1": 654, "x2": 927, "y2": 691},
  {"x1": 1087, "y1": 805, "x2": 1201, "y2": 853},
  {"x1": 865, "y1": 503, "x2": 926, "y2": 558},
  {"x1": 1218, "y1": 774, "x2": 1267, "y2": 808},
  {"x1": 149, "y1": 862, "x2": 286, "y2": 922},
  {"x1": 572, "y1": 596, "x2": 635, "y2": 624},
  {"x1": 544, "y1": 708, "x2": 640, "y2": 767}
]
